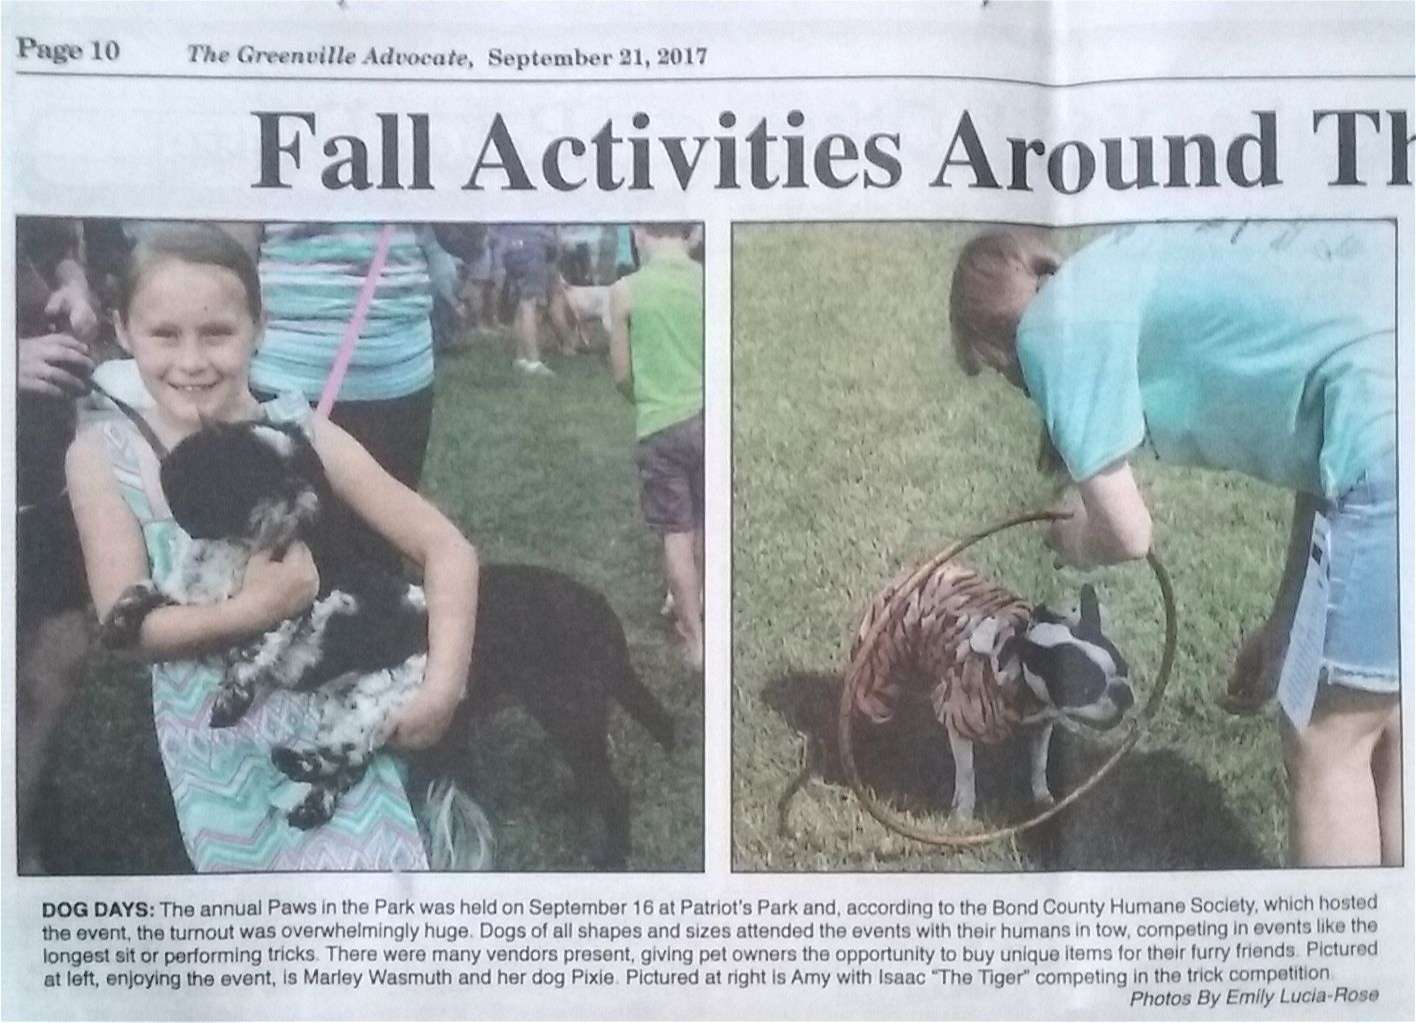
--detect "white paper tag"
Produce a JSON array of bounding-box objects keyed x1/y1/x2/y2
[{"x1": 1277, "y1": 511, "x2": 1332, "y2": 729}]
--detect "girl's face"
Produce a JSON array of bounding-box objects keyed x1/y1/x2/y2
[{"x1": 117, "y1": 258, "x2": 261, "y2": 431}]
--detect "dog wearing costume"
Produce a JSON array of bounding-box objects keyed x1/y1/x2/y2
[{"x1": 850, "y1": 562, "x2": 1133, "y2": 820}]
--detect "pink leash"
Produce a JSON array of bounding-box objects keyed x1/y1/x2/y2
[{"x1": 316, "y1": 223, "x2": 396, "y2": 418}]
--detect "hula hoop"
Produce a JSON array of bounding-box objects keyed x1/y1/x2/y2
[{"x1": 835, "y1": 509, "x2": 1177, "y2": 849}]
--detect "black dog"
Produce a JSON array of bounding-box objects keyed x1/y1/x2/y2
[{"x1": 100, "y1": 419, "x2": 674, "y2": 868}]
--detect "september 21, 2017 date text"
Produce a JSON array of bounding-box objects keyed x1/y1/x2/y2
[{"x1": 487, "y1": 46, "x2": 708, "y2": 72}]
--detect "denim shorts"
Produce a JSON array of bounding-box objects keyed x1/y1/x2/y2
[{"x1": 1321, "y1": 455, "x2": 1400, "y2": 690}]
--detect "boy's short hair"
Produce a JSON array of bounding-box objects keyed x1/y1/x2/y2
[
  {"x1": 948, "y1": 228, "x2": 1059, "y2": 375},
  {"x1": 635, "y1": 222, "x2": 696, "y2": 240},
  {"x1": 120, "y1": 222, "x2": 262, "y2": 322}
]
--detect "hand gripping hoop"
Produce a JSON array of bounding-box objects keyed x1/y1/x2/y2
[{"x1": 831, "y1": 509, "x2": 1178, "y2": 849}]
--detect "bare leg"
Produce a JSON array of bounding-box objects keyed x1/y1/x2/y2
[
  {"x1": 663, "y1": 530, "x2": 703, "y2": 670},
  {"x1": 16, "y1": 609, "x2": 90, "y2": 871},
  {"x1": 546, "y1": 277, "x2": 579, "y2": 354},
  {"x1": 513, "y1": 297, "x2": 549, "y2": 372},
  {"x1": 1281, "y1": 685, "x2": 1396, "y2": 866},
  {"x1": 1372, "y1": 699, "x2": 1402, "y2": 866}
]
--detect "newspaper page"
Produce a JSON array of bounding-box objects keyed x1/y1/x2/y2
[{"x1": 2, "y1": 1, "x2": 1412, "y2": 1019}]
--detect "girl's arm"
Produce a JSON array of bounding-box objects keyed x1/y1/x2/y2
[
  {"x1": 66, "y1": 429, "x2": 320, "y2": 660},
  {"x1": 309, "y1": 417, "x2": 479, "y2": 750},
  {"x1": 1044, "y1": 457, "x2": 1153, "y2": 568}
]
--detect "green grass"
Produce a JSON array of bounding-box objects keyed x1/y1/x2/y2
[
  {"x1": 732, "y1": 223, "x2": 1290, "y2": 872},
  {"x1": 40, "y1": 331, "x2": 702, "y2": 873}
]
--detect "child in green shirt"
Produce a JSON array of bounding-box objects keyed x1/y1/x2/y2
[{"x1": 609, "y1": 224, "x2": 705, "y2": 670}]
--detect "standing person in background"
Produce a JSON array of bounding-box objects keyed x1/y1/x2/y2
[
  {"x1": 227, "y1": 222, "x2": 455, "y2": 490},
  {"x1": 455, "y1": 224, "x2": 500, "y2": 335},
  {"x1": 15, "y1": 218, "x2": 99, "y2": 872},
  {"x1": 499, "y1": 223, "x2": 560, "y2": 377},
  {"x1": 609, "y1": 223, "x2": 705, "y2": 671},
  {"x1": 225, "y1": 223, "x2": 455, "y2": 567}
]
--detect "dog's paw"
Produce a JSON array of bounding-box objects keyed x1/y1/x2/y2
[
  {"x1": 271, "y1": 745, "x2": 325, "y2": 782},
  {"x1": 99, "y1": 582, "x2": 172, "y2": 649},
  {"x1": 209, "y1": 684, "x2": 255, "y2": 728},
  {"x1": 949, "y1": 801, "x2": 977, "y2": 823},
  {"x1": 286, "y1": 787, "x2": 337, "y2": 830}
]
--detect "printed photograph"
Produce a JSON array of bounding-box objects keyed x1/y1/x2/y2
[
  {"x1": 16, "y1": 218, "x2": 704, "y2": 873},
  {"x1": 733, "y1": 219, "x2": 1399, "y2": 872}
]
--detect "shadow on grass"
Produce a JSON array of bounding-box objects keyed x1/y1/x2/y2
[
  {"x1": 41, "y1": 659, "x2": 192, "y2": 875},
  {"x1": 766, "y1": 669, "x2": 1273, "y2": 871}
]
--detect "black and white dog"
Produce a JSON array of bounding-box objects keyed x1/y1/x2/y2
[
  {"x1": 972, "y1": 587, "x2": 1135, "y2": 819},
  {"x1": 100, "y1": 419, "x2": 674, "y2": 868}
]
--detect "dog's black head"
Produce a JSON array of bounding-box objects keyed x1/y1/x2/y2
[
  {"x1": 1005, "y1": 584, "x2": 1134, "y2": 729},
  {"x1": 161, "y1": 420, "x2": 325, "y2": 551}
]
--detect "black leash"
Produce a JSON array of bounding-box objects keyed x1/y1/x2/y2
[{"x1": 86, "y1": 377, "x2": 169, "y2": 460}]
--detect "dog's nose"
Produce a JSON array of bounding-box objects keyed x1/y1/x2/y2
[{"x1": 1110, "y1": 682, "x2": 1135, "y2": 711}]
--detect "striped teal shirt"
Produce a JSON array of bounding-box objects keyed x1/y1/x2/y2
[{"x1": 250, "y1": 223, "x2": 437, "y2": 402}]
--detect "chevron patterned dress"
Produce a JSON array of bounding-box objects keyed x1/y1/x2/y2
[{"x1": 97, "y1": 393, "x2": 428, "y2": 872}]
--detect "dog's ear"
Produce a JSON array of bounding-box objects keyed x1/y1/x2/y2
[
  {"x1": 1030, "y1": 603, "x2": 1066, "y2": 626},
  {"x1": 290, "y1": 427, "x2": 328, "y2": 486}
]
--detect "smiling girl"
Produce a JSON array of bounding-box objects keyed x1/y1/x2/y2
[{"x1": 65, "y1": 224, "x2": 479, "y2": 871}]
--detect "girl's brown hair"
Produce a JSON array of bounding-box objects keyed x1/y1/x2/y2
[
  {"x1": 119, "y1": 223, "x2": 262, "y2": 323},
  {"x1": 948, "y1": 228, "x2": 1059, "y2": 376}
]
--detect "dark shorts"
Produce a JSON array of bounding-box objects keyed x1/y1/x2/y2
[
  {"x1": 17, "y1": 497, "x2": 89, "y2": 636},
  {"x1": 635, "y1": 413, "x2": 704, "y2": 535},
  {"x1": 502, "y1": 241, "x2": 554, "y2": 303}
]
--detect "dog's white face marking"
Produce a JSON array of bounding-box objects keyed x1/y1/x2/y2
[
  {"x1": 230, "y1": 425, "x2": 321, "y2": 551},
  {"x1": 1024, "y1": 620, "x2": 1120, "y2": 678},
  {"x1": 1017, "y1": 615, "x2": 1132, "y2": 729},
  {"x1": 247, "y1": 495, "x2": 309, "y2": 552}
]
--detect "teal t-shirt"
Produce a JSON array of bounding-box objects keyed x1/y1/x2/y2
[
  {"x1": 251, "y1": 223, "x2": 437, "y2": 402},
  {"x1": 1016, "y1": 222, "x2": 1395, "y2": 497}
]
